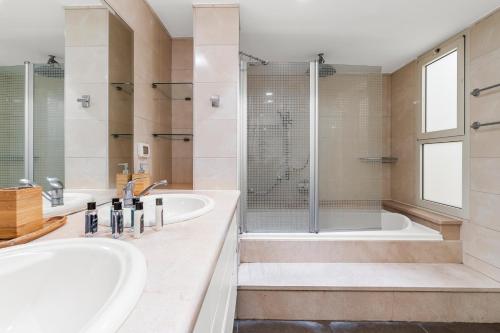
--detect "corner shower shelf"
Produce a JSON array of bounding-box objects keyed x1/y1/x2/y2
[
  {"x1": 152, "y1": 133, "x2": 193, "y2": 142},
  {"x1": 152, "y1": 82, "x2": 192, "y2": 101},
  {"x1": 111, "y1": 82, "x2": 134, "y2": 94}
]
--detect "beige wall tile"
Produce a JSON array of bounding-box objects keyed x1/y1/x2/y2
[
  {"x1": 65, "y1": 46, "x2": 108, "y2": 84},
  {"x1": 194, "y1": 119, "x2": 237, "y2": 158},
  {"x1": 464, "y1": 253, "x2": 500, "y2": 282},
  {"x1": 172, "y1": 38, "x2": 193, "y2": 70},
  {"x1": 65, "y1": 82, "x2": 108, "y2": 121},
  {"x1": 193, "y1": 7, "x2": 239, "y2": 46},
  {"x1": 172, "y1": 69, "x2": 193, "y2": 83},
  {"x1": 462, "y1": 221, "x2": 500, "y2": 270},
  {"x1": 470, "y1": 9, "x2": 500, "y2": 60},
  {"x1": 194, "y1": 45, "x2": 239, "y2": 83},
  {"x1": 194, "y1": 157, "x2": 237, "y2": 189},
  {"x1": 172, "y1": 101, "x2": 193, "y2": 130},
  {"x1": 65, "y1": 8, "x2": 108, "y2": 47},
  {"x1": 470, "y1": 190, "x2": 500, "y2": 232},
  {"x1": 65, "y1": 157, "x2": 108, "y2": 189},
  {"x1": 172, "y1": 140, "x2": 192, "y2": 159},
  {"x1": 65, "y1": 119, "x2": 107, "y2": 158},
  {"x1": 471, "y1": 157, "x2": 500, "y2": 194},
  {"x1": 193, "y1": 83, "x2": 238, "y2": 122},
  {"x1": 172, "y1": 158, "x2": 193, "y2": 184}
]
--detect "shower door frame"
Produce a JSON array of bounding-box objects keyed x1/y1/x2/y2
[
  {"x1": 239, "y1": 61, "x2": 320, "y2": 233},
  {"x1": 24, "y1": 61, "x2": 35, "y2": 181}
]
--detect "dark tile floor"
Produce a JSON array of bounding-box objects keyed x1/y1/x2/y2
[{"x1": 234, "y1": 320, "x2": 500, "y2": 333}]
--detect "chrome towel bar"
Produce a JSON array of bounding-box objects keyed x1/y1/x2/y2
[
  {"x1": 471, "y1": 82, "x2": 500, "y2": 97},
  {"x1": 471, "y1": 121, "x2": 500, "y2": 130}
]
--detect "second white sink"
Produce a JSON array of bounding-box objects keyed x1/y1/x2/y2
[{"x1": 99, "y1": 193, "x2": 215, "y2": 227}]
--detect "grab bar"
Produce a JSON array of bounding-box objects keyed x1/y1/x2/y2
[
  {"x1": 359, "y1": 157, "x2": 398, "y2": 163},
  {"x1": 471, "y1": 120, "x2": 500, "y2": 130},
  {"x1": 471, "y1": 83, "x2": 500, "y2": 97}
]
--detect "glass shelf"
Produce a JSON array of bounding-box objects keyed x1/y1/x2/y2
[
  {"x1": 152, "y1": 133, "x2": 193, "y2": 141},
  {"x1": 110, "y1": 82, "x2": 134, "y2": 94},
  {"x1": 152, "y1": 82, "x2": 192, "y2": 101}
]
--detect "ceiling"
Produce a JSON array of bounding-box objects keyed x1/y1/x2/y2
[
  {"x1": 0, "y1": 0, "x2": 101, "y2": 66},
  {"x1": 146, "y1": 0, "x2": 500, "y2": 73}
]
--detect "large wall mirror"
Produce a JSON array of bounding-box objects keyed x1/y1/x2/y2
[{"x1": 0, "y1": 0, "x2": 134, "y2": 207}]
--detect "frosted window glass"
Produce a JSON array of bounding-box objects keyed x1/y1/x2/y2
[
  {"x1": 422, "y1": 142, "x2": 462, "y2": 208},
  {"x1": 425, "y1": 50, "x2": 457, "y2": 132}
]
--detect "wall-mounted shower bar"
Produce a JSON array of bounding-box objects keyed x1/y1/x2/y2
[
  {"x1": 239, "y1": 51, "x2": 268, "y2": 65},
  {"x1": 471, "y1": 82, "x2": 500, "y2": 97},
  {"x1": 24, "y1": 61, "x2": 34, "y2": 180}
]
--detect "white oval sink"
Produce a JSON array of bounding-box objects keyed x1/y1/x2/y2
[
  {"x1": 0, "y1": 238, "x2": 146, "y2": 333},
  {"x1": 43, "y1": 192, "x2": 94, "y2": 218},
  {"x1": 99, "y1": 193, "x2": 215, "y2": 227}
]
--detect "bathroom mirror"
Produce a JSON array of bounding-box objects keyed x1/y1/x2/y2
[{"x1": 0, "y1": 1, "x2": 134, "y2": 203}]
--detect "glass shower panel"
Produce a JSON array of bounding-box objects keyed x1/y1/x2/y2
[
  {"x1": 318, "y1": 65, "x2": 383, "y2": 231},
  {"x1": 32, "y1": 63, "x2": 65, "y2": 190},
  {"x1": 0, "y1": 66, "x2": 25, "y2": 187},
  {"x1": 245, "y1": 63, "x2": 311, "y2": 232}
]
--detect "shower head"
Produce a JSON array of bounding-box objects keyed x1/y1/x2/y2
[{"x1": 47, "y1": 55, "x2": 59, "y2": 65}]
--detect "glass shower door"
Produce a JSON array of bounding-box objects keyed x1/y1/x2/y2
[
  {"x1": 243, "y1": 62, "x2": 312, "y2": 232},
  {"x1": 317, "y1": 65, "x2": 384, "y2": 231},
  {"x1": 0, "y1": 65, "x2": 26, "y2": 187}
]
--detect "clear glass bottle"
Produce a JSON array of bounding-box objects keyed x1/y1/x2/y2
[
  {"x1": 110, "y1": 197, "x2": 120, "y2": 224},
  {"x1": 133, "y1": 201, "x2": 144, "y2": 239},
  {"x1": 155, "y1": 197, "x2": 163, "y2": 231},
  {"x1": 111, "y1": 201, "x2": 124, "y2": 239},
  {"x1": 85, "y1": 202, "x2": 98, "y2": 237}
]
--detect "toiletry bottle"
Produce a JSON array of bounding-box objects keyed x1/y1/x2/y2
[
  {"x1": 110, "y1": 197, "x2": 120, "y2": 224},
  {"x1": 85, "y1": 202, "x2": 98, "y2": 237},
  {"x1": 111, "y1": 201, "x2": 124, "y2": 239},
  {"x1": 133, "y1": 201, "x2": 144, "y2": 239},
  {"x1": 155, "y1": 197, "x2": 163, "y2": 231},
  {"x1": 124, "y1": 197, "x2": 138, "y2": 229}
]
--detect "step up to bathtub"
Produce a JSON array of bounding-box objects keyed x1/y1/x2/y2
[{"x1": 237, "y1": 263, "x2": 500, "y2": 322}]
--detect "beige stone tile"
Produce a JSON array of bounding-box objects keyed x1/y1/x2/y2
[
  {"x1": 464, "y1": 253, "x2": 500, "y2": 282},
  {"x1": 65, "y1": 82, "x2": 108, "y2": 120},
  {"x1": 172, "y1": 101, "x2": 193, "y2": 130},
  {"x1": 65, "y1": 8, "x2": 108, "y2": 47},
  {"x1": 171, "y1": 69, "x2": 193, "y2": 83},
  {"x1": 471, "y1": 157, "x2": 500, "y2": 194},
  {"x1": 172, "y1": 158, "x2": 193, "y2": 184},
  {"x1": 65, "y1": 46, "x2": 108, "y2": 84},
  {"x1": 65, "y1": 118, "x2": 107, "y2": 158},
  {"x1": 470, "y1": 47, "x2": 500, "y2": 93},
  {"x1": 237, "y1": 290, "x2": 393, "y2": 321},
  {"x1": 193, "y1": 83, "x2": 238, "y2": 122},
  {"x1": 193, "y1": 157, "x2": 237, "y2": 190},
  {"x1": 462, "y1": 221, "x2": 500, "y2": 270},
  {"x1": 65, "y1": 157, "x2": 108, "y2": 189},
  {"x1": 172, "y1": 140, "x2": 192, "y2": 159},
  {"x1": 194, "y1": 45, "x2": 239, "y2": 83},
  {"x1": 172, "y1": 38, "x2": 193, "y2": 70},
  {"x1": 470, "y1": 190, "x2": 500, "y2": 232},
  {"x1": 193, "y1": 7, "x2": 239, "y2": 46},
  {"x1": 239, "y1": 239, "x2": 462, "y2": 264},
  {"x1": 470, "y1": 9, "x2": 500, "y2": 60},
  {"x1": 193, "y1": 119, "x2": 237, "y2": 158}
]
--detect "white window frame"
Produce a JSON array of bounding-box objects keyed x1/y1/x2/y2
[{"x1": 416, "y1": 35, "x2": 468, "y2": 218}]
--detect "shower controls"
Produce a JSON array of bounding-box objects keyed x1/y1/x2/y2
[
  {"x1": 210, "y1": 95, "x2": 220, "y2": 108},
  {"x1": 77, "y1": 95, "x2": 91, "y2": 108}
]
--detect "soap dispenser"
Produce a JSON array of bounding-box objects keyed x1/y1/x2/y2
[
  {"x1": 132, "y1": 163, "x2": 151, "y2": 196},
  {"x1": 116, "y1": 163, "x2": 131, "y2": 197}
]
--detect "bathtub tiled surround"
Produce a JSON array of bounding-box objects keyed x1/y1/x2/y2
[{"x1": 193, "y1": 4, "x2": 240, "y2": 190}]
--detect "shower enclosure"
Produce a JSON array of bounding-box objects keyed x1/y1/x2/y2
[
  {"x1": 0, "y1": 61, "x2": 64, "y2": 190},
  {"x1": 240, "y1": 61, "x2": 383, "y2": 233}
]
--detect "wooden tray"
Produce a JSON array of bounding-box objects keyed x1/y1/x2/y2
[{"x1": 0, "y1": 216, "x2": 67, "y2": 249}]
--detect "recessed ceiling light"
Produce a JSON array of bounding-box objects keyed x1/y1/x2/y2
[
  {"x1": 265, "y1": 92, "x2": 273, "y2": 96},
  {"x1": 266, "y1": 99, "x2": 273, "y2": 103}
]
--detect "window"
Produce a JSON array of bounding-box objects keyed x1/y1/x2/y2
[{"x1": 417, "y1": 36, "x2": 465, "y2": 216}]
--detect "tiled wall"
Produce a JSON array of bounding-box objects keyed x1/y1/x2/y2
[
  {"x1": 108, "y1": 13, "x2": 133, "y2": 188},
  {"x1": 389, "y1": 8, "x2": 500, "y2": 281},
  {"x1": 171, "y1": 38, "x2": 193, "y2": 185},
  {"x1": 65, "y1": 7, "x2": 109, "y2": 188},
  {"x1": 193, "y1": 5, "x2": 240, "y2": 190},
  {"x1": 105, "y1": 0, "x2": 173, "y2": 183},
  {"x1": 462, "y1": 9, "x2": 500, "y2": 281}
]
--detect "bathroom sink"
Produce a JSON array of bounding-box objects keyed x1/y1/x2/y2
[
  {"x1": 0, "y1": 238, "x2": 146, "y2": 333},
  {"x1": 99, "y1": 193, "x2": 215, "y2": 227},
  {"x1": 43, "y1": 192, "x2": 94, "y2": 217}
]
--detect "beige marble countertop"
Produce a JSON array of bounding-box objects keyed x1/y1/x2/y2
[{"x1": 38, "y1": 190, "x2": 240, "y2": 333}]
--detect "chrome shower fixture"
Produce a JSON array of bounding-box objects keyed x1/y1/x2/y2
[
  {"x1": 240, "y1": 51, "x2": 268, "y2": 65},
  {"x1": 47, "y1": 55, "x2": 59, "y2": 65}
]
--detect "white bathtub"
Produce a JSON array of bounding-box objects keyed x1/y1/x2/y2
[{"x1": 243, "y1": 211, "x2": 443, "y2": 241}]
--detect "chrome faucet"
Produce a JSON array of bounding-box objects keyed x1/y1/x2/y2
[
  {"x1": 19, "y1": 177, "x2": 65, "y2": 207},
  {"x1": 122, "y1": 179, "x2": 168, "y2": 208}
]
